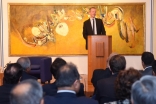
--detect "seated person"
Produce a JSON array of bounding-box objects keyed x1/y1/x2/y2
[
  {"x1": 10, "y1": 79, "x2": 44, "y2": 104},
  {"x1": 131, "y1": 75, "x2": 156, "y2": 104},
  {"x1": 44, "y1": 62, "x2": 98, "y2": 104},
  {"x1": 96, "y1": 54, "x2": 126, "y2": 104},
  {"x1": 105, "y1": 68, "x2": 141, "y2": 104},
  {"x1": 141, "y1": 52, "x2": 155, "y2": 76},
  {"x1": 17, "y1": 57, "x2": 37, "y2": 81},
  {"x1": 91, "y1": 53, "x2": 117, "y2": 94},
  {"x1": 0, "y1": 63, "x2": 23, "y2": 104},
  {"x1": 43, "y1": 57, "x2": 85, "y2": 97},
  {"x1": 152, "y1": 60, "x2": 156, "y2": 75}
]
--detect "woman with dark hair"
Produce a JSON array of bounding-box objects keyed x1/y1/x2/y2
[{"x1": 105, "y1": 68, "x2": 141, "y2": 104}]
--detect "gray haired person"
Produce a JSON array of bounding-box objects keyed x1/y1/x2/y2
[
  {"x1": 131, "y1": 75, "x2": 156, "y2": 104},
  {"x1": 10, "y1": 79, "x2": 44, "y2": 104}
]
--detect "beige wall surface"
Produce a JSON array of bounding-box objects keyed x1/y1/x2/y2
[
  {"x1": 2, "y1": 0, "x2": 153, "y2": 74},
  {"x1": 153, "y1": 0, "x2": 156, "y2": 58}
]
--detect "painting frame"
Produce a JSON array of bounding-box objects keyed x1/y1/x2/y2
[{"x1": 8, "y1": 3, "x2": 146, "y2": 56}]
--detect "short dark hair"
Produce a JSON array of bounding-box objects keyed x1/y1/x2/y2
[
  {"x1": 132, "y1": 75, "x2": 156, "y2": 104},
  {"x1": 115, "y1": 68, "x2": 141, "y2": 101},
  {"x1": 56, "y1": 63, "x2": 80, "y2": 87},
  {"x1": 152, "y1": 60, "x2": 156, "y2": 74},
  {"x1": 51, "y1": 57, "x2": 66, "y2": 79},
  {"x1": 10, "y1": 79, "x2": 43, "y2": 104},
  {"x1": 141, "y1": 52, "x2": 154, "y2": 66},
  {"x1": 3, "y1": 63, "x2": 23, "y2": 84},
  {"x1": 17, "y1": 57, "x2": 31, "y2": 71},
  {"x1": 89, "y1": 7, "x2": 96, "y2": 11},
  {"x1": 109, "y1": 55, "x2": 126, "y2": 73}
]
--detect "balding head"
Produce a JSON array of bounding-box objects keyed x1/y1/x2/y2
[
  {"x1": 17, "y1": 57, "x2": 31, "y2": 72},
  {"x1": 10, "y1": 79, "x2": 43, "y2": 104}
]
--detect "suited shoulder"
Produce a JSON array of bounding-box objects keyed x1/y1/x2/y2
[
  {"x1": 84, "y1": 19, "x2": 90, "y2": 23},
  {"x1": 77, "y1": 96, "x2": 98, "y2": 104}
]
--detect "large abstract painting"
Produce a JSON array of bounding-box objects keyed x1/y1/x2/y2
[{"x1": 8, "y1": 3, "x2": 145, "y2": 56}]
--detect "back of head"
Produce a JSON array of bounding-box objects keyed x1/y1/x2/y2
[
  {"x1": 17, "y1": 57, "x2": 31, "y2": 71},
  {"x1": 10, "y1": 79, "x2": 43, "y2": 104},
  {"x1": 152, "y1": 60, "x2": 156, "y2": 75},
  {"x1": 132, "y1": 75, "x2": 156, "y2": 104},
  {"x1": 107, "y1": 52, "x2": 118, "y2": 68},
  {"x1": 51, "y1": 57, "x2": 67, "y2": 79},
  {"x1": 115, "y1": 68, "x2": 141, "y2": 101},
  {"x1": 109, "y1": 54, "x2": 126, "y2": 73},
  {"x1": 141, "y1": 52, "x2": 154, "y2": 66},
  {"x1": 3, "y1": 63, "x2": 23, "y2": 84},
  {"x1": 56, "y1": 62, "x2": 80, "y2": 88}
]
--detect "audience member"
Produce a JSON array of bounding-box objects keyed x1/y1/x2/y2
[
  {"x1": 44, "y1": 63, "x2": 98, "y2": 104},
  {"x1": 96, "y1": 54, "x2": 126, "y2": 104},
  {"x1": 91, "y1": 53, "x2": 117, "y2": 94},
  {"x1": 131, "y1": 75, "x2": 156, "y2": 104},
  {"x1": 0, "y1": 63, "x2": 23, "y2": 104},
  {"x1": 17, "y1": 57, "x2": 37, "y2": 81},
  {"x1": 43, "y1": 57, "x2": 85, "y2": 97},
  {"x1": 105, "y1": 68, "x2": 141, "y2": 104},
  {"x1": 152, "y1": 60, "x2": 156, "y2": 75},
  {"x1": 10, "y1": 79, "x2": 44, "y2": 104},
  {"x1": 141, "y1": 51, "x2": 154, "y2": 76}
]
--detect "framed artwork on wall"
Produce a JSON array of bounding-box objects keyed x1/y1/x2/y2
[{"x1": 8, "y1": 3, "x2": 145, "y2": 56}]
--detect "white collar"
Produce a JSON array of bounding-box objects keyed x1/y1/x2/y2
[
  {"x1": 57, "y1": 90, "x2": 76, "y2": 94},
  {"x1": 144, "y1": 66, "x2": 152, "y2": 70}
]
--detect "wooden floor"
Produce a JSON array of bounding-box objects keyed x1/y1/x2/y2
[{"x1": 0, "y1": 72, "x2": 94, "y2": 97}]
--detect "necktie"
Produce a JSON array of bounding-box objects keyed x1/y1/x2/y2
[{"x1": 93, "y1": 19, "x2": 95, "y2": 35}]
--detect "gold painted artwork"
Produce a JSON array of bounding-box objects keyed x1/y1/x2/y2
[{"x1": 8, "y1": 4, "x2": 145, "y2": 56}]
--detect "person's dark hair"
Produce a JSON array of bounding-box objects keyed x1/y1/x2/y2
[
  {"x1": 3, "y1": 63, "x2": 23, "y2": 84},
  {"x1": 109, "y1": 54, "x2": 126, "y2": 73},
  {"x1": 56, "y1": 62, "x2": 80, "y2": 87},
  {"x1": 51, "y1": 57, "x2": 66, "y2": 79},
  {"x1": 10, "y1": 79, "x2": 43, "y2": 104},
  {"x1": 141, "y1": 52, "x2": 154, "y2": 66},
  {"x1": 17, "y1": 57, "x2": 31, "y2": 71},
  {"x1": 152, "y1": 60, "x2": 156, "y2": 74},
  {"x1": 132, "y1": 75, "x2": 156, "y2": 104},
  {"x1": 115, "y1": 68, "x2": 141, "y2": 101},
  {"x1": 89, "y1": 7, "x2": 96, "y2": 11}
]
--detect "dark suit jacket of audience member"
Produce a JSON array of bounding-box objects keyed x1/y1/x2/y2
[
  {"x1": 43, "y1": 82, "x2": 85, "y2": 97},
  {"x1": 96, "y1": 73, "x2": 118, "y2": 104},
  {"x1": 91, "y1": 68, "x2": 112, "y2": 88},
  {"x1": 44, "y1": 92, "x2": 98, "y2": 104},
  {"x1": 142, "y1": 66, "x2": 153, "y2": 76},
  {"x1": 0, "y1": 84, "x2": 15, "y2": 104},
  {"x1": 20, "y1": 71, "x2": 37, "y2": 81}
]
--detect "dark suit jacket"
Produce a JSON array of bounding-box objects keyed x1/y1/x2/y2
[
  {"x1": 142, "y1": 66, "x2": 153, "y2": 76},
  {"x1": 20, "y1": 71, "x2": 37, "y2": 81},
  {"x1": 44, "y1": 92, "x2": 98, "y2": 104},
  {"x1": 96, "y1": 73, "x2": 118, "y2": 104},
  {"x1": 83, "y1": 18, "x2": 106, "y2": 49},
  {"x1": 43, "y1": 82, "x2": 85, "y2": 97},
  {"x1": 0, "y1": 84, "x2": 15, "y2": 104}
]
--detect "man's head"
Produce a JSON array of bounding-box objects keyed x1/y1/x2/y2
[
  {"x1": 17, "y1": 57, "x2": 31, "y2": 72},
  {"x1": 89, "y1": 7, "x2": 96, "y2": 18},
  {"x1": 3, "y1": 63, "x2": 23, "y2": 84},
  {"x1": 51, "y1": 57, "x2": 66, "y2": 79},
  {"x1": 141, "y1": 52, "x2": 154, "y2": 68},
  {"x1": 109, "y1": 54, "x2": 126, "y2": 74},
  {"x1": 56, "y1": 63, "x2": 80, "y2": 93},
  {"x1": 107, "y1": 52, "x2": 118, "y2": 68},
  {"x1": 152, "y1": 60, "x2": 156, "y2": 75},
  {"x1": 10, "y1": 79, "x2": 43, "y2": 104},
  {"x1": 131, "y1": 75, "x2": 156, "y2": 104}
]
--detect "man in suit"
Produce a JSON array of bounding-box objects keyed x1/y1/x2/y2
[
  {"x1": 43, "y1": 57, "x2": 85, "y2": 97},
  {"x1": 131, "y1": 75, "x2": 156, "y2": 104},
  {"x1": 141, "y1": 52, "x2": 155, "y2": 76},
  {"x1": 10, "y1": 79, "x2": 44, "y2": 104},
  {"x1": 44, "y1": 63, "x2": 98, "y2": 104},
  {"x1": 17, "y1": 57, "x2": 37, "y2": 81},
  {"x1": 96, "y1": 54, "x2": 126, "y2": 104},
  {"x1": 83, "y1": 7, "x2": 106, "y2": 49},
  {"x1": 0, "y1": 63, "x2": 23, "y2": 104}
]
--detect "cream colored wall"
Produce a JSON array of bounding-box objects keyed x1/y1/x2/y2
[
  {"x1": 2, "y1": 0, "x2": 152, "y2": 74},
  {"x1": 153, "y1": 0, "x2": 156, "y2": 58}
]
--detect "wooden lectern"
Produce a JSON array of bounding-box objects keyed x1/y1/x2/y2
[{"x1": 88, "y1": 35, "x2": 112, "y2": 86}]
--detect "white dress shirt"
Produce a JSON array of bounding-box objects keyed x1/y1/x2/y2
[
  {"x1": 57, "y1": 90, "x2": 76, "y2": 94},
  {"x1": 90, "y1": 18, "x2": 97, "y2": 35}
]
